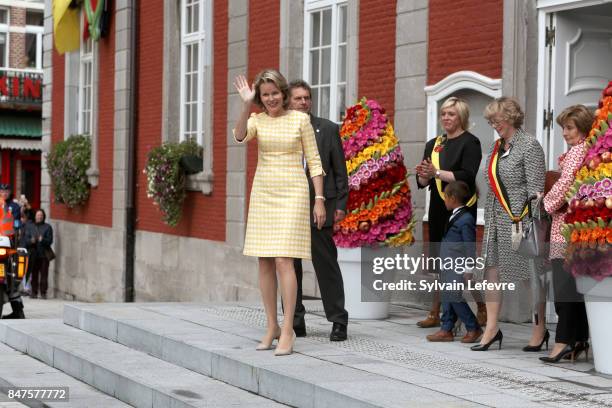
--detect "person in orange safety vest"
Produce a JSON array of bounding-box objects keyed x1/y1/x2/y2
[{"x1": 0, "y1": 184, "x2": 25, "y2": 319}]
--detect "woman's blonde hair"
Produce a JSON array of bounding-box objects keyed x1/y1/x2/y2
[
  {"x1": 252, "y1": 69, "x2": 290, "y2": 110},
  {"x1": 440, "y1": 97, "x2": 470, "y2": 131},
  {"x1": 484, "y1": 97, "x2": 525, "y2": 128},
  {"x1": 556, "y1": 105, "x2": 595, "y2": 137}
]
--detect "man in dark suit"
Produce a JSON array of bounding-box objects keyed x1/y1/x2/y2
[{"x1": 289, "y1": 80, "x2": 349, "y2": 341}]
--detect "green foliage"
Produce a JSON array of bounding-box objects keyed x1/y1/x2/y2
[
  {"x1": 46, "y1": 135, "x2": 91, "y2": 208},
  {"x1": 144, "y1": 138, "x2": 203, "y2": 227}
]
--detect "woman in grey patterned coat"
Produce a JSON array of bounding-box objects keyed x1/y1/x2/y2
[{"x1": 472, "y1": 97, "x2": 546, "y2": 352}]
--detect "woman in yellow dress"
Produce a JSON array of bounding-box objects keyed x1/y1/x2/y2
[{"x1": 233, "y1": 69, "x2": 326, "y2": 356}]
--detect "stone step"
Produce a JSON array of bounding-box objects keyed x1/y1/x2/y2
[
  {"x1": 62, "y1": 303, "x2": 471, "y2": 408},
  {"x1": 0, "y1": 342, "x2": 130, "y2": 408},
  {"x1": 0, "y1": 319, "x2": 286, "y2": 408}
]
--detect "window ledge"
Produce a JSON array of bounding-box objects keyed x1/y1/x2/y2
[
  {"x1": 186, "y1": 170, "x2": 214, "y2": 195},
  {"x1": 86, "y1": 167, "x2": 99, "y2": 187}
]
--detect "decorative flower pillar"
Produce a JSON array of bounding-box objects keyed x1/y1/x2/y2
[
  {"x1": 333, "y1": 98, "x2": 415, "y2": 319},
  {"x1": 562, "y1": 81, "x2": 612, "y2": 375}
]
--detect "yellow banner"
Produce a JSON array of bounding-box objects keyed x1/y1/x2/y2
[
  {"x1": 53, "y1": 0, "x2": 80, "y2": 54},
  {"x1": 431, "y1": 136, "x2": 477, "y2": 207}
]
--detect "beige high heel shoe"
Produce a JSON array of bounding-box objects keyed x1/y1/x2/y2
[
  {"x1": 256, "y1": 329, "x2": 281, "y2": 351},
  {"x1": 274, "y1": 332, "x2": 296, "y2": 356}
]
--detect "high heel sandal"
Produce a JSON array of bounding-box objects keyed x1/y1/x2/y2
[
  {"x1": 256, "y1": 329, "x2": 281, "y2": 351},
  {"x1": 571, "y1": 342, "x2": 590, "y2": 362},
  {"x1": 523, "y1": 329, "x2": 550, "y2": 352},
  {"x1": 539, "y1": 343, "x2": 575, "y2": 363},
  {"x1": 274, "y1": 332, "x2": 296, "y2": 356},
  {"x1": 470, "y1": 329, "x2": 504, "y2": 351},
  {"x1": 471, "y1": 329, "x2": 503, "y2": 351}
]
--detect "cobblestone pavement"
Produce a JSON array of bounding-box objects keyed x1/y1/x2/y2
[{"x1": 191, "y1": 300, "x2": 612, "y2": 408}]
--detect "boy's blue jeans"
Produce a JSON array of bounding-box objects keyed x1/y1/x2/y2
[{"x1": 440, "y1": 269, "x2": 480, "y2": 332}]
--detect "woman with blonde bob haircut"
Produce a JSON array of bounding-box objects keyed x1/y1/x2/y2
[
  {"x1": 474, "y1": 97, "x2": 546, "y2": 352},
  {"x1": 233, "y1": 69, "x2": 326, "y2": 356},
  {"x1": 441, "y1": 97, "x2": 471, "y2": 132},
  {"x1": 415, "y1": 96, "x2": 486, "y2": 336}
]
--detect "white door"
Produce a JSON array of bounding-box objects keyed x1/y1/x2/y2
[{"x1": 547, "y1": 3, "x2": 612, "y2": 168}]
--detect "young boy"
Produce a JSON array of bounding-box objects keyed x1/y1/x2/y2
[{"x1": 426, "y1": 181, "x2": 482, "y2": 343}]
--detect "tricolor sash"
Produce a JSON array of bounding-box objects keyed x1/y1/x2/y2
[
  {"x1": 487, "y1": 139, "x2": 529, "y2": 223},
  {"x1": 431, "y1": 136, "x2": 477, "y2": 207}
]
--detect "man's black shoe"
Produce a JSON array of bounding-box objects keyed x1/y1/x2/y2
[
  {"x1": 330, "y1": 323, "x2": 347, "y2": 341},
  {"x1": 2, "y1": 310, "x2": 25, "y2": 319},
  {"x1": 2, "y1": 301, "x2": 25, "y2": 319},
  {"x1": 294, "y1": 323, "x2": 307, "y2": 337}
]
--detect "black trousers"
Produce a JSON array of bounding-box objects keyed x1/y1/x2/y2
[
  {"x1": 552, "y1": 259, "x2": 589, "y2": 344},
  {"x1": 31, "y1": 256, "x2": 50, "y2": 296},
  {"x1": 294, "y1": 226, "x2": 348, "y2": 326}
]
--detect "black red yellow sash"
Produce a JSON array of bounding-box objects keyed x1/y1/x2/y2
[
  {"x1": 487, "y1": 139, "x2": 529, "y2": 223},
  {"x1": 431, "y1": 136, "x2": 477, "y2": 207}
]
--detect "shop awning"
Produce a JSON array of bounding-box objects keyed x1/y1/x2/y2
[
  {"x1": 0, "y1": 113, "x2": 42, "y2": 138},
  {"x1": 0, "y1": 139, "x2": 42, "y2": 151}
]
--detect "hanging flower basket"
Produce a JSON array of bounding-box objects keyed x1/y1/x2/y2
[
  {"x1": 180, "y1": 154, "x2": 204, "y2": 175},
  {"x1": 144, "y1": 138, "x2": 203, "y2": 227},
  {"x1": 46, "y1": 134, "x2": 91, "y2": 208}
]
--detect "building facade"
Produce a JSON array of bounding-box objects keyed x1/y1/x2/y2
[
  {"x1": 1, "y1": 0, "x2": 44, "y2": 210},
  {"x1": 43, "y1": 0, "x2": 612, "y2": 310}
]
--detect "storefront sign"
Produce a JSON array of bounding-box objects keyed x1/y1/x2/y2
[{"x1": 0, "y1": 70, "x2": 42, "y2": 104}]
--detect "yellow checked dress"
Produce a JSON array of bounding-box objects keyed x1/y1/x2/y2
[{"x1": 234, "y1": 110, "x2": 324, "y2": 259}]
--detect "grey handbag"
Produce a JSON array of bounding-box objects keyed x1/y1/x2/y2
[{"x1": 517, "y1": 195, "x2": 551, "y2": 258}]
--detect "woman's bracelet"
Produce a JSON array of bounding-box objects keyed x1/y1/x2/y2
[{"x1": 315, "y1": 196, "x2": 326, "y2": 201}]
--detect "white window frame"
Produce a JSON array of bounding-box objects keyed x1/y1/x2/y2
[
  {"x1": 0, "y1": 7, "x2": 9, "y2": 68},
  {"x1": 64, "y1": 11, "x2": 99, "y2": 185},
  {"x1": 423, "y1": 71, "x2": 502, "y2": 226},
  {"x1": 303, "y1": 0, "x2": 348, "y2": 123},
  {"x1": 78, "y1": 35, "x2": 95, "y2": 136},
  {"x1": 25, "y1": 9, "x2": 44, "y2": 70},
  {"x1": 179, "y1": 0, "x2": 211, "y2": 146}
]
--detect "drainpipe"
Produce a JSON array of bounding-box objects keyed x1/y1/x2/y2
[{"x1": 124, "y1": 0, "x2": 138, "y2": 302}]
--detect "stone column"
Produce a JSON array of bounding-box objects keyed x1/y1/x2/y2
[
  {"x1": 279, "y1": 0, "x2": 303, "y2": 81},
  {"x1": 112, "y1": 0, "x2": 133, "y2": 233},
  {"x1": 394, "y1": 0, "x2": 428, "y2": 228},
  {"x1": 502, "y1": 0, "x2": 538, "y2": 134},
  {"x1": 42, "y1": 0, "x2": 54, "y2": 294},
  {"x1": 226, "y1": 0, "x2": 249, "y2": 247}
]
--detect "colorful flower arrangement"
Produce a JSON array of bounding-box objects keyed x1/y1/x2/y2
[
  {"x1": 46, "y1": 134, "x2": 91, "y2": 208},
  {"x1": 561, "y1": 81, "x2": 612, "y2": 280},
  {"x1": 144, "y1": 138, "x2": 203, "y2": 227},
  {"x1": 333, "y1": 98, "x2": 415, "y2": 248}
]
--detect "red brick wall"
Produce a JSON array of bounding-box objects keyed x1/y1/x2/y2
[
  {"x1": 358, "y1": 0, "x2": 396, "y2": 121},
  {"x1": 427, "y1": 0, "x2": 503, "y2": 85},
  {"x1": 9, "y1": 7, "x2": 26, "y2": 68},
  {"x1": 134, "y1": 0, "x2": 227, "y2": 241},
  {"x1": 245, "y1": 0, "x2": 280, "y2": 203},
  {"x1": 50, "y1": 6, "x2": 114, "y2": 227}
]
